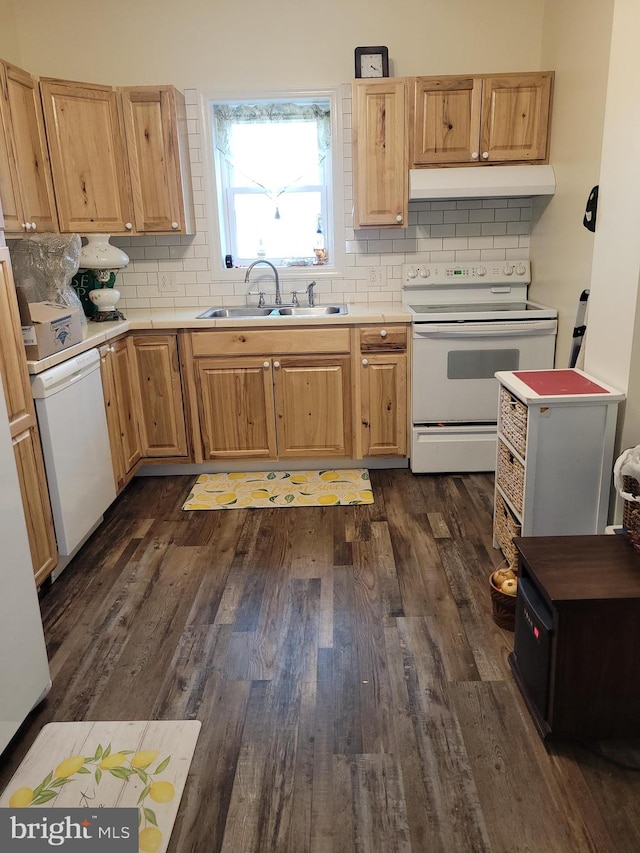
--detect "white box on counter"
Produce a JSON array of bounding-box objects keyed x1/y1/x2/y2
[{"x1": 19, "y1": 300, "x2": 82, "y2": 360}]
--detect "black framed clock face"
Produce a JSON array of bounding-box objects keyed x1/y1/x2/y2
[{"x1": 354, "y1": 46, "x2": 389, "y2": 79}]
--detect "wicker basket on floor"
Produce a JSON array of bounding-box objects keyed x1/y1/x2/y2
[
  {"x1": 622, "y1": 475, "x2": 640, "y2": 551},
  {"x1": 489, "y1": 572, "x2": 517, "y2": 631}
]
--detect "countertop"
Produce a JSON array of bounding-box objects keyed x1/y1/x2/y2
[{"x1": 26, "y1": 303, "x2": 411, "y2": 374}]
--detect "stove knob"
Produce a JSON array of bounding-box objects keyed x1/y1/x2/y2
[
  {"x1": 407, "y1": 266, "x2": 417, "y2": 279},
  {"x1": 476, "y1": 265, "x2": 486, "y2": 277},
  {"x1": 515, "y1": 263, "x2": 527, "y2": 276},
  {"x1": 419, "y1": 267, "x2": 430, "y2": 278},
  {"x1": 503, "y1": 263, "x2": 514, "y2": 276}
]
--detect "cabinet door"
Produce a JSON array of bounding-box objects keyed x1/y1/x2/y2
[
  {"x1": 129, "y1": 334, "x2": 188, "y2": 457},
  {"x1": 110, "y1": 338, "x2": 142, "y2": 474},
  {"x1": 352, "y1": 79, "x2": 407, "y2": 228},
  {"x1": 360, "y1": 354, "x2": 407, "y2": 457},
  {"x1": 0, "y1": 65, "x2": 23, "y2": 232},
  {"x1": 13, "y1": 426, "x2": 58, "y2": 585},
  {"x1": 410, "y1": 76, "x2": 482, "y2": 165},
  {"x1": 195, "y1": 356, "x2": 277, "y2": 459},
  {"x1": 40, "y1": 78, "x2": 133, "y2": 233},
  {"x1": 99, "y1": 344, "x2": 126, "y2": 492},
  {"x1": 0, "y1": 250, "x2": 34, "y2": 436},
  {"x1": 274, "y1": 355, "x2": 352, "y2": 458},
  {"x1": 1, "y1": 62, "x2": 58, "y2": 234},
  {"x1": 120, "y1": 86, "x2": 194, "y2": 234},
  {"x1": 480, "y1": 73, "x2": 553, "y2": 163}
]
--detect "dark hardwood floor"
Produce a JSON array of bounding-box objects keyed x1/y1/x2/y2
[{"x1": 2, "y1": 469, "x2": 640, "y2": 852}]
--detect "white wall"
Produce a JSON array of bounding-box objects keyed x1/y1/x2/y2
[
  {"x1": 0, "y1": 0, "x2": 21, "y2": 66},
  {"x1": 529, "y1": 0, "x2": 614, "y2": 366},
  {"x1": 584, "y1": 0, "x2": 640, "y2": 449},
  {"x1": 9, "y1": 0, "x2": 545, "y2": 88}
]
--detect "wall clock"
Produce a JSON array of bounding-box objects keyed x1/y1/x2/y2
[{"x1": 354, "y1": 46, "x2": 389, "y2": 79}]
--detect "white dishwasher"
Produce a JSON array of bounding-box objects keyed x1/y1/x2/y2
[{"x1": 31, "y1": 348, "x2": 116, "y2": 575}]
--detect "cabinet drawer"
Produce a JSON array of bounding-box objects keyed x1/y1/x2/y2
[
  {"x1": 499, "y1": 386, "x2": 528, "y2": 458},
  {"x1": 497, "y1": 438, "x2": 524, "y2": 516},
  {"x1": 359, "y1": 325, "x2": 407, "y2": 351},
  {"x1": 191, "y1": 327, "x2": 351, "y2": 357},
  {"x1": 494, "y1": 490, "x2": 522, "y2": 567}
]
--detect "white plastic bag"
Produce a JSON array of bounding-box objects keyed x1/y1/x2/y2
[{"x1": 613, "y1": 446, "x2": 640, "y2": 502}]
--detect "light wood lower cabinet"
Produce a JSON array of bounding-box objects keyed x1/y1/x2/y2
[
  {"x1": 0, "y1": 247, "x2": 57, "y2": 582},
  {"x1": 129, "y1": 334, "x2": 188, "y2": 458},
  {"x1": 13, "y1": 427, "x2": 57, "y2": 585},
  {"x1": 189, "y1": 328, "x2": 353, "y2": 461},
  {"x1": 99, "y1": 339, "x2": 141, "y2": 492},
  {"x1": 358, "y1": 325, "x2": 408, "y2": 458}
]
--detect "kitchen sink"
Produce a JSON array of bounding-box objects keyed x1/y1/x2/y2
[
  {"x1": 277, "y1": 305, "x2": 348, "y2": 316},
  {"x1": 196, "y1": 307, "x2": 276, "y2": 318},
  {"x1": 197, "y1": 304, "x2": 348, "y2": 319}
]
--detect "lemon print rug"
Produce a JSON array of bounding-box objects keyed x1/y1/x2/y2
[
  {"x1": 182, "y1": 468, "x2": 373, "y2": 510},
  {"x1": 0, "y1": 720, "x2": 200, "y2": 853}
]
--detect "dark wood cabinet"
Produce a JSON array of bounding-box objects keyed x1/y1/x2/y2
[{"x1": 510, "y1": 535, "x2": 640, "y2": 739}]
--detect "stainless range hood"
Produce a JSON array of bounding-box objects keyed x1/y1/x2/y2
[{"x1": 409, "y1": 164, "x2": 556, "y2": 201}]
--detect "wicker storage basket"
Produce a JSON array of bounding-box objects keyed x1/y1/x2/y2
[
  {"x1": 497, "y1": 439, "x2": 525, "y2": 516},
  {"x1": 489, "y1": 572, "x2": 517, "y2": 631},
  {"x1": 622, "y1": 475, "x2": 640, "y2": 551},
  {"x1": 494, "y1": 492, "x2": 522, "y2": 567},
  {"x1": 499, "y1": 387, "x2": 528, "y2": 459}
]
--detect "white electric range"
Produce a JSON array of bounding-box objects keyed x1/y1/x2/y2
[{"x1": 403, "y1": 260, "x2": 558, "y2": 473}]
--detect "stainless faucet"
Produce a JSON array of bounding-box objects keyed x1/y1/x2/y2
[
  {"x1": 306, "y1": 281, "x2": 316, "y2": 307},
  {"x1": 244, "y1": 260, "x2": 281, "y2": 305}
]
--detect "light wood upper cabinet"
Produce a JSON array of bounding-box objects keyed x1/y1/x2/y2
[
  {"x1": 0, "y1": 247, "x2": 57, "y2": 583},
  {"x1": 129, "y1": 333, "x2": 189, "y2": 458},
  {"x1": 352, "y1": 78, "x2": 407, "y2": 228},
  {"x1": 409, "y1": 72, "x2": 553, "y2": 166},
  {"x1": 40, "y1": 78, "x2": 133, "y2": 234},
  {"x1": 480, "y1": 74, "x2": 553, "y2": 163},
  {"x1": 410, "y1": 76, "x2": 482, "y2": 165},
  {"x1": 0, "y1": 61, "x2": 58, "y2": 235},
  {"x1": 120, "y1": 86, "x2": 195, "y2": 235}
]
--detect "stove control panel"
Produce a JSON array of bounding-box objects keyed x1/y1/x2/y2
[{"x1": 404, "y1": 260, "x2": 530, "y2": 286}]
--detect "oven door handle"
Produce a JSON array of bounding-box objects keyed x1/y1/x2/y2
[{"x1": 413, "y1": 320, "x2": 557, "y2": 339}]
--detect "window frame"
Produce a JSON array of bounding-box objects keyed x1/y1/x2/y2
[{"x1": 201, "y1": 87, "x2": 345, "y2": 281}]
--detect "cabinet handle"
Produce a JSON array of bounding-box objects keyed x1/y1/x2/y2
[
  {"x1": 471, "y1": 152, "x2": 479, "y2": 160},
  {"x1": 273, "y1": 361, "x2": 280, "y2": 369},
  {"x1": 171, "y1": 221, "x2": 179, "y2": 230},
  {"x1": 125, "y1": 222, "x2": 133, "y2": 230},
  {"x1": 395, "y1": 214, "x2": 403, "y2": 223},
  {"x1": 380, "y1": 329, "x2": 387, "y2": 338},
  {"x1": 263, "y1": 361, "x2": 270, "y2": 369},
  {"x1": 362, "y1": 358, "x2": 369, "y2": 367},
  {"x1": 482, "y1": 152, "x2": 489, "y2": 159}
]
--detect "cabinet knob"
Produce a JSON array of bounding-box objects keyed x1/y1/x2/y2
[
  {"x1": 380, "y1": 329, "x2": 387, "y2": 338},
  {"x1": 482, "y1": 151, "x2": 489, "y2": 159},
  {"x1": 171, "y1": 221, "x2": 179, "y2": 230},
  {"x1": 31, "y1": 222, "x2": 37, "y2": 231},
  {"x1": 22, "y1": 222, "x2": 30, "y2": 231},
  {"x1": 395, "y1": 214, "x2": 403, "y2": 223},
  {"x1": 263, "y1": 361, "x2": 270, "y2": 369},
  {"x1": 273, "y1": 361, "x2": 280, "y2": 369},
  {"x1": 471, "y1": 152, "x2": 479, "y2": 160},
  {"x1": 125, "y1": 222, "x2": 133, "y2": 230},
  {"x1": 362, "y1": 358, "x2": 369, "y2": 367}
]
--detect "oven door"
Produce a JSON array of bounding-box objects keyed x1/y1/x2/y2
[{"x1": 412, "y1": 319, "x2": 557, "y2": 423}]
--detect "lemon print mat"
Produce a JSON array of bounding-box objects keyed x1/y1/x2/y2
[
  {"x1": 182, "y1": 469, "x2": 374, "y2": 509},
  {"x1": 0, "y1": 720, "x2": 200, "y2": 853}
]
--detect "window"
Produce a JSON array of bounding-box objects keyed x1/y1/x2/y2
[{"x1": 210, "y1": 96, "x2": 334, "y2": 269}]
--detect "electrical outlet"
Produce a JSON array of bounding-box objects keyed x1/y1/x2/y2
[
  {"x1": 368, "y1": 266, "x2": 386, "y2": 287},
  {"x1": 159, "y1": 272, "x2": 177, "y2": 292}
]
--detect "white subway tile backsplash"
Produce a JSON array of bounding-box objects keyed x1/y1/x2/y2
[{"x1": 116, "y1": 87, "x2": 533, "y2": 310}]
